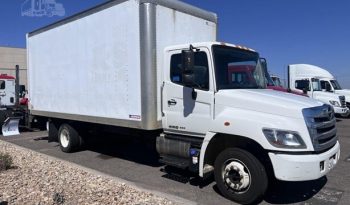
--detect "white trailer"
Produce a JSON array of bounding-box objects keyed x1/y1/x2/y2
[
  {"x1": 27, "y1": 0, "x2": 340, "y2": 204},
  {"x1": 288, "y1": 64, "x2": 349, "y2": 116}
]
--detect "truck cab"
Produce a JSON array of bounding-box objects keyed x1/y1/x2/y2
[
  {"x1": 288, "y1": 64, "x2": 349, "y2": 116},
  {"x1": 287, "y1": 64, "x2": 350, "y2": 113},
  {"x1": 161, "y1": 42, "x2": 340, "y2": 203},
  {"x1": 0, "y1": 74, "x2": 16, "y2": 107},
  {"x1": 320, "y1": 78, "x2": 350, "y2": 113}
]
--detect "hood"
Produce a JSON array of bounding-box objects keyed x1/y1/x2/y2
[
  {"x1": 215, "y1": 89, "x2": 323, "y2": 119},
  {"x1": 313, "y1": 91, "x2": 343, "y2": 102},
  {"x1": 335, "y1": 89, "x2": 350, "y2": 101}
]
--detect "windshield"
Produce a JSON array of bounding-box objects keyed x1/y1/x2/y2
[
  {"x1": 330, "y1": 80, "x2": 342, "y2": 90},
  {"x1": 212, "y1": 45, "x2": 266, "y2": 90},
  {"x1": 311, "y1": 78, "x2": 322, "y2": 91}
]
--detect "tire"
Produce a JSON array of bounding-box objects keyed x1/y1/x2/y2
[
  {"x1": 214, "y1": 148, "x2": 268, "y2": 204},
  {"x1": 58, "y1": 124, "x2": 82, "y2": 153}
]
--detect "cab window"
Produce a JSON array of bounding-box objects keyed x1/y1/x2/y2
[
  {"x1": 320, "y1": 80, "x2": 331, "y2": 90},
  {"x1": 295, "y1": 80, "x2": 310, "y2": 91},
  {"x1": 170, "y1": 51, "x2": 209, "y2": 90}
]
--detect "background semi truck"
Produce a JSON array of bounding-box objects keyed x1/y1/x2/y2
[
  {"x1": 288, "y1": 64, "x2": 349, "y2": 117},
  {"x1": 0, "y1": 66, "x2": 31, "y2": 132},
  {"x1": 26, "y1": 0, "x2": 340, "y2": 204},
  {"x1": 290, "y1": 64, "x2": 350, "y2": 111},
  {"x1": 260, "y1": 59, "x2": 306, "y2": 96}
]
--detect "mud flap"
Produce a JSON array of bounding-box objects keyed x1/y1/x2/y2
[
  {"x1": 2, "y1": 117, "x2": 21, "y2": 136},
  {"x1": 48, "y1": 121, "x2": 58, "y2": 142}
]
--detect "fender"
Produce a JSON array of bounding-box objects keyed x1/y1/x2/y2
[{"x1": 199, "y1": 131, "x2": 216, "y2": 177}]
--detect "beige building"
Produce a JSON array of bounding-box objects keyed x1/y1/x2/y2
[{"x1": 0, "y1": 46, "x2": 27, "y2": 88}]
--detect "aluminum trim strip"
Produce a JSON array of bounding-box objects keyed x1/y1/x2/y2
[
  {"x1": 139, "y1": 3, "x2": 160, "y2": 130},
  {"x1": 28, "y1": 0, "x2": 217, "y2": 37},
  {"x1": 31, "y1": 110, "x2": 143, "y2": 129},
  {"x1": 140, "y1": 0, "x2": 217, "y2": 23}
]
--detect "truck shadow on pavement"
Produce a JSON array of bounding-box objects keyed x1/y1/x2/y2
[
  {"x1": 160, "y1": 166, "x2": 214, "y2": 188},
  {"x1": 38, "y1": 133, "x2": 329, "y2": 204},
  {"x1": 160, "y1": 166, "x2": 328, "y2": 204},
  {"x1": 82, "y1": 134, "x2": 162, "y2": 167},
  {"x1": 263, "y1": 176, "x2": 328, "y2": 204}
]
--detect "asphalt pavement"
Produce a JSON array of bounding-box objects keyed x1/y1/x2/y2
[{"x1": 1, "y1": 118, "x2": 350, "y2": 205}]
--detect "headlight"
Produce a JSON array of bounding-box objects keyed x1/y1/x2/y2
[
  {"x1": 329, "y1": 100, "x2": 340, "y2": 107},
  {"x1": 263, "y1": 129, "x2": 306, "y2": 149}
]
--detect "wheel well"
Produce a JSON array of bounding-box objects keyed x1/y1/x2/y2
[{"x1": 204, "y1": 134, "x2": 275, "y2": 178}]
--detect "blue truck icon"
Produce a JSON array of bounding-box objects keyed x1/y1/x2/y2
[{"x1": 21, "y1": 0, "x2": 65, "y2": 17}]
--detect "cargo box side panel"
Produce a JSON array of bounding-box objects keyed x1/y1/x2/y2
[
  {"x1": 28, "y1": 1, "x2": 142, "y2": 124},
  {"x1": 155, "y1": 5, "x2": 217, "y2": 120}
]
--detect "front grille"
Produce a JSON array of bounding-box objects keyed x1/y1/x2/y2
[
  {"x1": 347, "y1": 102, "x2": 350, "y2": 108},
  {"x1": 339, "y1": 96, "x2": 346, "y2": 107},
  {"x1": 303, "y1": 104, "x2": 338, "y2": 152}
]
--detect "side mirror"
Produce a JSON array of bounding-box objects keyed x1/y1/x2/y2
[
  {"x1": 181, "y1": 49, "x2": 195, "y2": 87},
  {"x1": 302, "y1": 88, "x2": 308, "y2": 94}
]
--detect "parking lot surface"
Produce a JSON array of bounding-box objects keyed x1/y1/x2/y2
[{"x1": 1, "y1": 118, "x2": 349, "y2": 205}]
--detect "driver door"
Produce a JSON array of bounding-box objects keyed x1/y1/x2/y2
[{"x1": 162, "y1": 48, "x2": 214, "y2": 136}]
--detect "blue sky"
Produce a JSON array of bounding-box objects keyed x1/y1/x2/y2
[{"x1": 1, "y1": 0, "x2": 349, "y2": 88}]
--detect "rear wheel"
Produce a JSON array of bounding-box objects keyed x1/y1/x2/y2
[
  {"x1": 214, "y1": 148, "x2": 268, "y2": 204},
  {"x1": 58, "y1": 124, "x2": 82, "y2": 153}
]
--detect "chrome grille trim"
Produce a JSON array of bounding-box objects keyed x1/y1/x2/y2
[{"x1": 303, "y1": 104, "x2": 338, "y2": 152}]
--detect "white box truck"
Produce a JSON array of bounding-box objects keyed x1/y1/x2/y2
[
  {"x1": 288, "y1": 64, "x2": 349, "y2": 117},
  {"x1": 27, "y1": 0, "x2": 340, "y2": 203}
]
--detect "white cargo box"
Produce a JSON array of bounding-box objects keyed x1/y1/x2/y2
[{"x1": 27, "y1": 0, "x2": 217, "y2": 130}]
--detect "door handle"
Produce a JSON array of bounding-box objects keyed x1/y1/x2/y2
[{"x1": 168, "y1": 99, "x2": 177, "y2": 106}]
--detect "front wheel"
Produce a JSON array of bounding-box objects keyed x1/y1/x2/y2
[{"x1": 214, "y1": 148, "x2": 268, "y2": 204}]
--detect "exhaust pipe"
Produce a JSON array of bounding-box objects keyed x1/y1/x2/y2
[{"x1": 15, "y1": 65, "x2": 20, "y2": 106}]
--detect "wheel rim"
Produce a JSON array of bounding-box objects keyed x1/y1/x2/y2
[
  {"x1": 222, "y1": 159, "x2": 251, "y2": 194},
  {"x1": 60, "y1": 129, "x2": 69, "y2": 148}
]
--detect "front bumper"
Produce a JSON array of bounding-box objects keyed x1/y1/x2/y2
[
  {"x1": 268, "y1": 141, "x2": 340, "y2": 181},
  {"x1": 334, "y1": 106, "x2": 349, "y2": 114}
]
